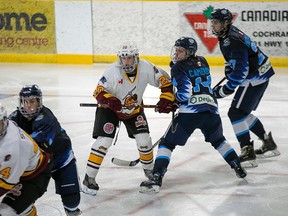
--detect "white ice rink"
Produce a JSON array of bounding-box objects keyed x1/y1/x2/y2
[{"x1": 0, "y1": 63, "x2": 287, "y2": 216}]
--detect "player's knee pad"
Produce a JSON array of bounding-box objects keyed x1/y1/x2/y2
[
  {"x1": 135, "y1": 133, "x2": 152, "y2": 149},
  {"x1": 135, "y1": 133, "x2": 154, "y2": 168},
  {"x1": 0, "y1": 203, "x2": 17, "y2": 216},
  {"x1": 92, "y1": 136, "x2": 113, "y2": 153},
  {"x1": 227, "y1": 107, "x2": 248, "y2": 121},
  {"x1": 211, "y1": 136, "x2": 226, "y2": 149},
  {"x1": 62, "y1": 192, "x2": 81, "y2": 211},
  {"x1": 159, "y1": 137, "x2": 176, "y2": 151}
]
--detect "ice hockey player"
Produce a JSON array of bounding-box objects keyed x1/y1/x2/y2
[
  {"x1": 9, "y1": 85, "x2": 82, "y2": 216},
  {"x1": 210, "y1": 8, "x2": 280, "y2": 167},
  {"x1": 0, "y1": 103, "x2": 51, "y2": 215},
  {"x1": 82, "y1": 41, "x2": 175, "y2": 196},
  {"x1": 139, "y1": 37, "x2": 246, "y2": 194}
]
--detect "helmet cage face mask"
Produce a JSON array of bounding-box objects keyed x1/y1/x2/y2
[
  {"x1": 210, "y1": 8, "x2": 232, "y2": 37},
  {"x1": 0, "y1": 104, "x2": 8, "y2": 139},
  {"x1": 118, "y1": 42, "x2": 139, "y2": 74},
  {"x1": 19, "y1": 85, "x2": 43, "y2": 119},
  {"x1": 171, "y1": 37, "x2": 198, "y2": 63}
]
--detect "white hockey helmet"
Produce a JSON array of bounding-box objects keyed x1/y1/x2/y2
[
  {"x1": 117, "y1": 42, "x2": 139, "y2": 74},
  {"x1": 0, "y1": 103, "x2": 8, "y2": 139}
]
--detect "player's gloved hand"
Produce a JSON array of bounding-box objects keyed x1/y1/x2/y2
[
  {"x1": 156, "y1": 98, "x2": 174, "y2": 113},
  {"x1": 38, "y1": 142, "x2": 52, "y2": 153},
  {"x1": 224, "y1": 62, "x2": 233, "y2": 78},
  {"x1": 213, "y1": 85, "x2": 234, "y2": 99},
  {"x1": 107, "y1": 97, "x2": 122, "y2": 112}
]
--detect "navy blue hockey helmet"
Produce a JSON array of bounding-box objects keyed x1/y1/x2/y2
[
  {"x1": 174, "y1": 37, "x2": 198, "y2": 57},
  {"x1": 210, "y1": 8, "x2": 232, "y2": 25},
  {"x1": 19, "y1": 84, "x2": 43, "y2": 119}
]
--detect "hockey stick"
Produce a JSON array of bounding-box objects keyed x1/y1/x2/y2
[
  {"x1": 80, "y1": 103, "x2": 157, "y2": 109},
  {"x1": 111, "y1": 137, "x2": 162, "y2": 167},
  {"x1": 212, "y1": 77, "x2": 226, "y2": 91}
]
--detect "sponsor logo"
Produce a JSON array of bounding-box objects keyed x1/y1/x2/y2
[
  {"x1": 99, "y1": 146, "x2": 108, "y2": 151},
  {"x1": 189, "y1": 94, "x2": 216, "y2": 106},
  {"x1": 185, "y1": 6, "x2": 237, "y2": 53},
  {"x1": 103, "y1": 123, "x2": 114, "y2": 134},
  {"x1": 135, "y1": 115, "x2": 147, "y2": 127}
]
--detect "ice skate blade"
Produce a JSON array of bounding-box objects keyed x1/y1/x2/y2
[
  {"x1": 256, "y1": 149, "x2": 280, "y2": 158},
  {"x1": 82, "y1": 185, "x2": 97, "y2": 196},
  {"x1": 240, "y1": 160, "x2": 258, "y2": 168},
  {"x1": 139, "y1": 185, "x2": 160, "y2": 194}
]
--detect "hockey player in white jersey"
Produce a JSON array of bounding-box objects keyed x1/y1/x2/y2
[
  {"x1": 82, "y1": 42, "x2": 175, "y2": 196},
  {"x1": 0, "y1": 103, "x2": 51, "y2": 216}
]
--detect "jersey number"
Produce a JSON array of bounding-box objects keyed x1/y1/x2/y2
[
  {"x1": 0, "y1": 167, "x2": 11, "y2": 179},
  {"x1": 193, "y1": 75, "x2": 212, "y2": 94}
]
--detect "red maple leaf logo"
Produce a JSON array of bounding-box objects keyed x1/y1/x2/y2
[{"x1": 184, "y1": 11, "x2": 237, "y2": 53}]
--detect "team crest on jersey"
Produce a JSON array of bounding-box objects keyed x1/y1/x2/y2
[
  {"x1": 135, "y1": 115, "x2": 147, "y2": 127},
  {"x1": 35, "y1": 114, "x2": 44, "y2": 121},
  {"x1": 123, "y1": 86, "x2": 138, "y2": 109},
  {"x1": 103, "y1": 123, "x2": 114, "y2": 134},
  {"x1": 223, "y1": 38, "x2": 231, "y2": 47}
]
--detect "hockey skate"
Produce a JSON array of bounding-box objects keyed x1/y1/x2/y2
[
  {"x1": 82, "y1": 174, "x2": 99, "y2": 196},
  {"x1": 254, "y1": 132, "x2": 280, "y2": 158},
  {"x1": 230, "y1": 159, "x2": 247, "y2": 178},
  {"x1": 65, "y1": 208, "x2": 82, "y2": 216},
  {"x1": 139, "y1": 172, "x2": 162, "y2": 194},
  {"x1": 239, "y1": 145, "x2": 258, "y2": 168}
]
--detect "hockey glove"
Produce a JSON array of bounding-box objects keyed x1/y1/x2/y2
[
  {"x1": 96, "y1": 90, "x2": 122, "y2": 112},
  {"x1": 213, "y1": 85, "x2": 234, "y2": 99},
  {"x1": 224, "y1": 62, "x2": 233, "y2": 78},
  {"x1": 107, "y1": 97, "x2": 122, "y2": 112},
  {"x1": 156, "y1": 92, "x2": 175, "y2": 113}
]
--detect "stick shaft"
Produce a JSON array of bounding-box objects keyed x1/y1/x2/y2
[
  {"x1": 212, "y1": 77, "x2": 226, "y2": 91},
  {"x1": 80, "y1": 103, "x2": 157, "y2": 108}
]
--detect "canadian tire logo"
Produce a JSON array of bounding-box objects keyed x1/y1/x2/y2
[{"x1": 184, "y1": 6, "x2": 237, "y2": 53}]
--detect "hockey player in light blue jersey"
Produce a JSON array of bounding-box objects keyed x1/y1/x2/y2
[
  {"x1": 210, "y1": 8, "x2": 280, "y2": 168},
  {"x1": 140, "y1": 37, "x2": 246, "y2": 194}
]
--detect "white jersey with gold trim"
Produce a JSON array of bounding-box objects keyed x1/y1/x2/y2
[
  {"x1": 0, "y1": 120, "x2": 42, "y2": 191},
  {"x1": 94, "y1": 59, "x2": 172, "y2": 116}
]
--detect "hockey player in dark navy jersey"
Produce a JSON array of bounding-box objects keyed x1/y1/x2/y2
[
  {"x1": 210, "y1": 8, "x2": 280, "y2": 168},
  {"x1": 139, "y1": 37, "x2": 246, "y2": 194},
  {"x1": 9, "y1": 85, "x2": 82, "y2": 216}
]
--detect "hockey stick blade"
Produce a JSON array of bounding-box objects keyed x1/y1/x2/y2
[
  {"x1": 111, "y1": 138, "x2": 162, "y2": 167},
  {"x1": 111, "y1": 157, "x2": 140, "y2": 167}
]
